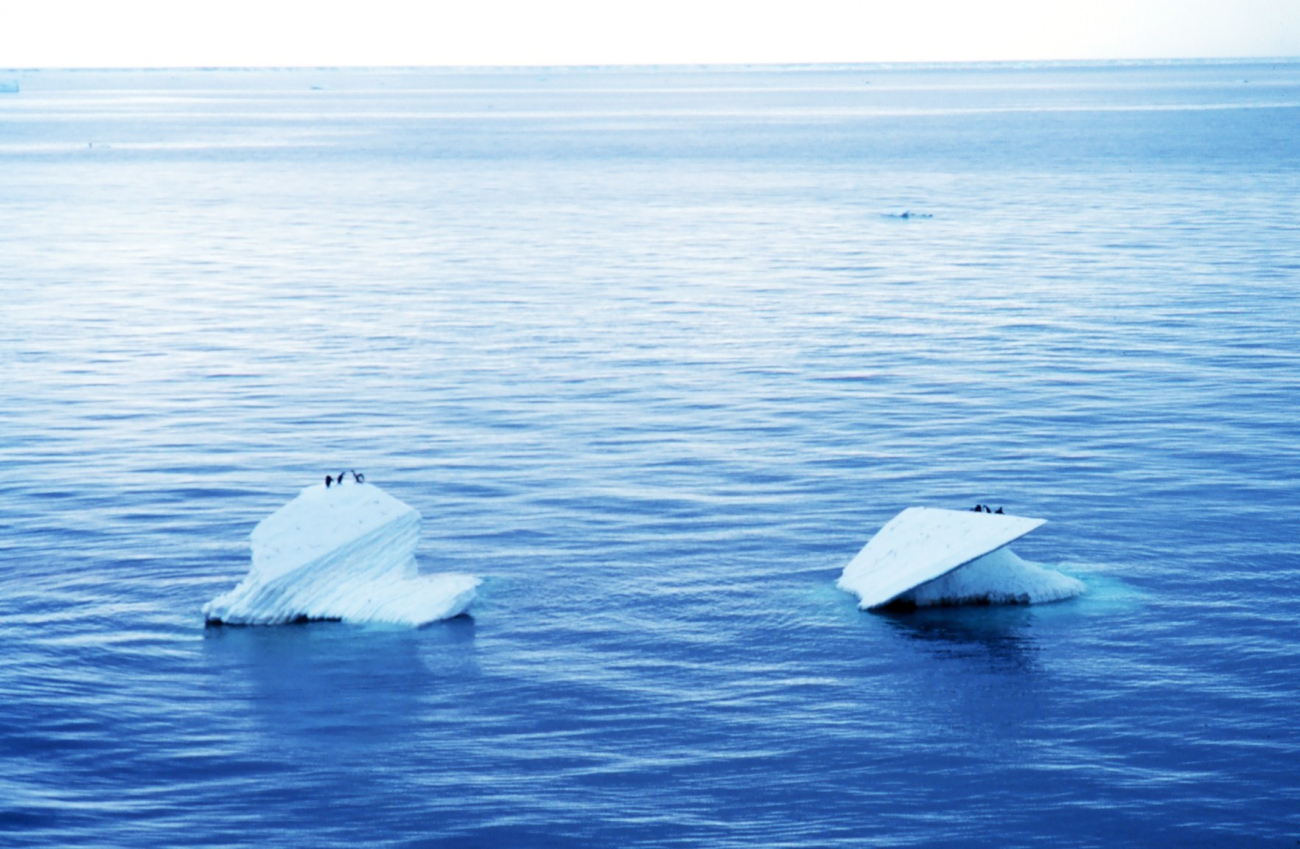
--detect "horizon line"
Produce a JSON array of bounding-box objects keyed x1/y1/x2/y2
[{"x1": 6, "y1": 55, "x2": 1300, "y2": 74}]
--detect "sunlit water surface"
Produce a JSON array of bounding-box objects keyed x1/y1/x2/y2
[{"x1": 1, "y1": 63, "x2": 1298, "y2": 847}]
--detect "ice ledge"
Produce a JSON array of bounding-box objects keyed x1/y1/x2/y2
[
  {"x1": 838, "y1": 506, "x2": 1082, "y2": 610},
  {"x1": 204, "y1": 481, "x2": 479, "y2": 627}
]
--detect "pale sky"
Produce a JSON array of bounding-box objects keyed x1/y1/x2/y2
[{"x1": 3, "y1": 0, "x2": 1299, "y2": 68}]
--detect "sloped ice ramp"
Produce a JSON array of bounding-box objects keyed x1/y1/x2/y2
[{"x1": 837, "y1": 507, "x2": 1058, "y2": 610}]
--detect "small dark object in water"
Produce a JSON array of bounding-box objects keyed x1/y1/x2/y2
[
  {"x1": 204, "y1": 613, "x2": 341, "y2": 627},
  {"x1": 325, "y1": 475, "x2": 333, "y2": 488}
]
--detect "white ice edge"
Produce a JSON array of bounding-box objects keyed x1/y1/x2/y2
[{"x1": 204, "y1": 482, "x2": 479, "y2": 627}]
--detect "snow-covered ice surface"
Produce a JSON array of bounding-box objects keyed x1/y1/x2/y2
[
  {"x1": 838, "y1": 507, "x2": 1082, "y2": 610},
  {"x1": 203, "y1": 482, "x2": 479, "y2": 626}
]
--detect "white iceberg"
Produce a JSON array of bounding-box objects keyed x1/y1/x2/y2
[
  {"x1": 837, "y1": 507, "x2": 1084, "y2": 610},
  {"x1": 204, "y1": 481, "x2": 479, "y2": 627}
]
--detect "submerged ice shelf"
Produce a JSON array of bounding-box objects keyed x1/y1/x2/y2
[
  {"x1": 203, "y1": 482, "x2": 479, "y2": 627},
  {"x1": 838, "y1": 507, "x2": 1084, "y2": 610}
]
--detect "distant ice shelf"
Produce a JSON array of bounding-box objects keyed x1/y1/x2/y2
[
  {"x1": 837, "y1": 507, "x2": 1084, "y2": 610},
  {"x1": 204, "y1": 482, "x2": 479, "y2": 627}
]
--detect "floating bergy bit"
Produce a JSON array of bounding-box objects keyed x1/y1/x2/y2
[
  {"x1": 837, "y1": 507, "x2": 1083, "y2": 610},
  {"x1": 204, "y1": 480, "x2": 479, "y2": 626}
]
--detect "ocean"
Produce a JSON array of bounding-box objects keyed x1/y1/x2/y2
[{"x1": 1, "y1": 61, "x2": 1298, "y2": 847}]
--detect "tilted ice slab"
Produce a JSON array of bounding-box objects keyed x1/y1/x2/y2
[
  {"x1": 203, "y1": 482, "x2": 479, "y2": 626},
  {"x1": 837, "y1": 507, "x2": 1084, "y2": 610}
]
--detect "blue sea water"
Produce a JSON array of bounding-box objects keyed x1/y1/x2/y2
[{"x1": 1, "y1": 61, "x2": 1299, "y2": 847}]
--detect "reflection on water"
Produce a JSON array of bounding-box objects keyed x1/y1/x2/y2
[
  {"x1": 880, "y1": 604, "x2": 1041, "y2": 671},
  {"x1": 202, "y1": 617, "x2": 478, "y2": 745}
]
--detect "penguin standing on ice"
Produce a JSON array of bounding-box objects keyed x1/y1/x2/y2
[
  {"x1": 351, "y1": 469, "x2": 364, "y2": 483},
  {"x1": 325, "y1": 475, "x2": 334, "y2": 488}
]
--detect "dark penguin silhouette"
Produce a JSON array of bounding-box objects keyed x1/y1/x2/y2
[
  {"x1": 325, "y1": 475, "x2": 333, "y2": 488},
  {"x1": 338, "y1": 472, "x2": 347, "y2": 485},
  {"x1": 971, "y1": 504, "x2": 982, "y2": 512},
  {"x1": 995, "y1": 507, "x2": 1004, "y2": 514},
  {"x1": 351, "y1": 469, "x2": 364, "y2": 483}
]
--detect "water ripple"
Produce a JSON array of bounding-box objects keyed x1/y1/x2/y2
[{"x1": 1, "y1": 63, "x2": 1299, "y2": 848}]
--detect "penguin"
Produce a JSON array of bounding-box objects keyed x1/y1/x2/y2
[
  {"x1": 351, "y1": 469, "x2": 364, "y2": 483},
  {"x1": 995, "y1": 507, "x2": 1004, "y2": 514},
  {"x1": 325, "y1": 475, "x2": 333, "y2": 488},
  {"x1": 972, "y1": 504, "x2": 982, "y2": 512},
  {"x1": 338, "y1": 472, "x2": 347, "y2": 485}
]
